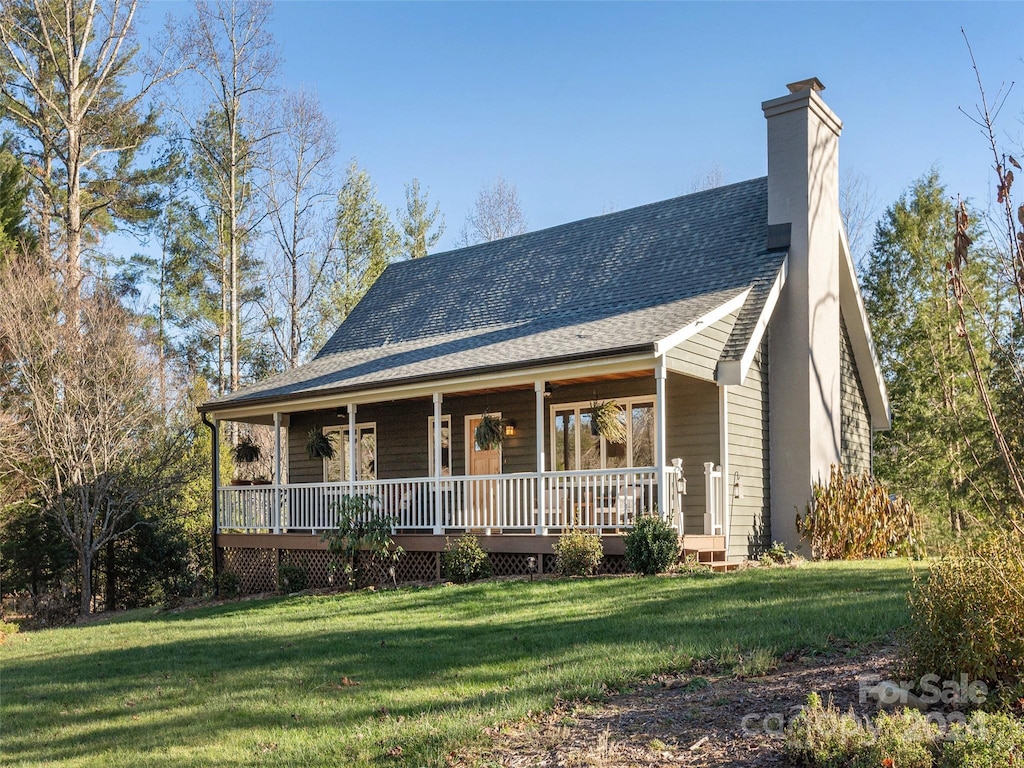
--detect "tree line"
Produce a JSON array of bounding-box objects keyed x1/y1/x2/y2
[{"x1": 0, "y1": 0, "x2": 526, "y2": 617}]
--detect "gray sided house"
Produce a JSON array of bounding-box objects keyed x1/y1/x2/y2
[{"x1": 200, "y1": 79, "x2": 889, "y2": 590}]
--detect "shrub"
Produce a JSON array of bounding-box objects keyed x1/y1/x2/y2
[
  {"x1": 624, "y1": 514, "x2": 679, "y2": 575},
  {"x1": 904, "y1": 532, "x2": 1024, "y2": 711},
  {"x1": 796, "y1": 464, "x2": 922, "y2": 559},
  {"x1": 761, "y1": 540, "x2": 794, "y2": 565},
  {"x1": 553, "y1": 530, "x2": 604, "y2": 577},
  {"x1": 785, "y1": 692, "x2": 872, "y2": 768},
  {"x1": 217, "y1": 569, "x2": 241, "y2": 598},
  {"x1": 938, "y1": 711, "x2": 1024, "y2": 768},
  {"x1": 442, "y1": 537, "x2": 491, "y2": 583},
  {"x1": 320, "y1": 495, "x2": 404, "y2": 588},
  {"x1": 864, "y1": 709, "x2": 938, "y2": 768},
  {"x1": 278, "y1": 562, "x2": 308, "y2": 593}
]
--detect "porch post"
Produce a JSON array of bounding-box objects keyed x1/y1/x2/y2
[
  {"x1": 273, "y1": 412, "x2": 282, "y2": 534},
  {"x1": 655, "y1": 356, "x2": 668, "y2": 518},
  {"x1": 534, "y1": 379, "x2": 546, "y2": 535},
  {"x1": 719, "y1": 385, "x2": 730, "y2": 550},
  {"x1": 348, "y1": 403, "x2": 358, "y2": 489},
  {"x1": 433, "y1": 392, "x2": 443, "y2": 535}
]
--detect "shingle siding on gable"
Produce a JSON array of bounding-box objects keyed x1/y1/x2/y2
[
  {"x1": 840, "y1": 313, "x2": 872, "y2": 475},
  {"x1": 727, "y1": 337, "x2": 771, "y2": 559}
]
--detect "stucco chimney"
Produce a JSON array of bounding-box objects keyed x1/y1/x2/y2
[{"x1": 762, "y1": 78, "x2": 843, "y2": 551}]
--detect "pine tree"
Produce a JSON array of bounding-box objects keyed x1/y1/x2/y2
[{"x1": 398, "y1": 178, "x2": 444, "y2": 259}]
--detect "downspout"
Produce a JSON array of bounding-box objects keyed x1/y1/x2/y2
[{"x1": 201, "y1": 412, "x2": 220, "y2": 596}]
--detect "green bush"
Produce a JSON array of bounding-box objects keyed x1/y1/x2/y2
[
  {"x1": 761, "y1": 540, "x2": 794, "y2": 565},
  {"x1": 277, "y1": 562, "x2": 308, "y2": 593},
  {"x1": 785, "y1": 692, "x2": 872, "y2": 768},
  {"x1": 624, "y1": 514, "x2": 679, "y2": 575},
  {"x1": 904, "y1": 532, "x2": 1024, "y2": 711},
  {"x1": 441, "y1": 537, "x2": 491, "y2": 583},
  {"x1": 796, "y1": 464, "x2": 922, "y2": 560},
  {"x1": 938, "y1": 711, "x2": 1024, "y2": 768},
  {"x1": 217, "y1": 569, "x2": 241, "y2": 598},
  {"x1": 863, "y1": 709, "x2": 938, "y2": 768},
  {"x1": 553, "y1": 530, "x2": 604, "y2": 577},
  {"x1": 320, "y1": 495, "x2": 403, "y2": 588}
]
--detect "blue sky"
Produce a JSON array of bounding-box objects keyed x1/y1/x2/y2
[{"x1": 141, "y1": 1, "x2": 1024, "y2": 256}]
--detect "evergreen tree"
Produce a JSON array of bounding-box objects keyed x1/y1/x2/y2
[
  {"x1": 398, "y1": 178, "x2": 444, "y2": 259},
  {"x1": 862, "y1": 171, "x2": 999, "y2": 540}
]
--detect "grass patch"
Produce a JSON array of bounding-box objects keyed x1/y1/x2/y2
[{"x1": 2, "y1": 560, "x2": 913, "y2": 767}]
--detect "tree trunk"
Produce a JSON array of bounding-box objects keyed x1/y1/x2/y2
[
  {"x1": 105, "y1": 538, "x2": 116, "y2": 610},
  {"x1": 79, "y1": 548, "x2": 92, "y2": 616}
]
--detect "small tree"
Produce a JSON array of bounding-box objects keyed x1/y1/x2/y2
[
  {"x1": 457, "y1": 175, "x2": 526, "y2": 246},
  {"x1": 398, "y1": 178, "x2": 444, "y2": 259},
  {"x1": 320, "y1": 495, "x2": 403, "y2": 588}
]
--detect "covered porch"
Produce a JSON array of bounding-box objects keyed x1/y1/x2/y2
[{"x1": 208, "y1": 356, "x2": 732, "y2": 546}]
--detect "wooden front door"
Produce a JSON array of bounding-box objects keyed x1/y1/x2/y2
[{"x1": 467, "y1": 416, "x2": 501, "y2": 530}]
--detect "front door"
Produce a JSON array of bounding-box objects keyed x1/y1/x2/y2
[{"x1": 467, "y1": 416, "x2": 501, "y2": 530}]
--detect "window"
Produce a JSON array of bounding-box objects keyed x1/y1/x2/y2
[
  {"x1": 324, "y1": 423, "x2": 377, "y2": 481},
  {"x1": 550, "y1": 398, "x2": 656, "y2": 470},
  {"x1": 427, "y1": 415, "x2": 451, "y2": 476}
]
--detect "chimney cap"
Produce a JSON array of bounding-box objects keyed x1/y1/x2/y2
[{"x1": 786, "y1": 77, "x2": 826, "y2": 94}]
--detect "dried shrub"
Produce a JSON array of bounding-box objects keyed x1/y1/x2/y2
[
  {"x1": 796, "y1": 464, "x2": 922, "y2": 559},
  {"x1": 624, "y1": 514, "x2": 679, "y2": 575},
  {"x1": 904, "y1": 532, "x2": 1024, "y2": 711},
  {"x1": 553, "y1": 530, "x2": 603, "y2": 577},
  {"x1": 441, "y1": 536, "x2": 491, "y2": 583}
]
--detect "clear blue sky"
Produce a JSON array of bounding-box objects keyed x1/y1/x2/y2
[{"x1": 141, "y1": 1, "x2": 1024, "y2": 256}]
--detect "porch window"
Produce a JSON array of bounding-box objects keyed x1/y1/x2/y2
[
  {"x1": 551, "y1": 398, "x2": 656, "y2": 470},
  {"x1": 427, "y1": 415, "x2": 451, "y2": 476},
  {"x1": 324, "y1": 423, "x2": 377, "y2": 481}
]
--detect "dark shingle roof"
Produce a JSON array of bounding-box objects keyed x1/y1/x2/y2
[{"x1": 204, "y1": 177, "x2": 775, "y2": 411}]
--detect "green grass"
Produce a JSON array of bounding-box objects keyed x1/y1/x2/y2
[{"x1": 2, "y1": 561, "x2": 914, "y2": 767}]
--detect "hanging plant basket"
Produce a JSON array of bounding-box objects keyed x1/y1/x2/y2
[
  {"x1": 474, "y1": 413, "x2": 505, "y2": 451},
  {"x1": 233, "y1": 435, "x2": 262, "y2": 463},
  {"x1": 589, "y1": 400, "x2": 627, "y2": 445},
  {"x1": 306, "y1": 428, "x2": 336, "y2": 460}
]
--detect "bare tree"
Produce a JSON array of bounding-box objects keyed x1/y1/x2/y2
[
  {"x1": 261, "y1": 88, "x2": 336, "y2": 369},
  {"x1": 841, "y1": 168, "x2": 878, "y2": 269},
  {"x1": 688, "y1": 162, "x2": 726, "y2": 193},
  {"x1": 458, "y1": 175, "x2": 527, "y2": 245},
  {"x1": 0, "y1": 0, "x2": 172, "y2": 288},
  {"x1": 0, "y1": 259, "x2": 186, "y2": 615},
  {"x1": 168, "y1": 0, "x2": 278, "y2": 394}
]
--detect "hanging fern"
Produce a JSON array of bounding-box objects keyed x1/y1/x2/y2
[
  {"x1": 233, "y1": 435, "x2": 262, "y2": 463},
  {"x1": 306, "y1": 428, "x2": 336, "y2": 460},
  {"x1": 590, "y1": 400, "x2": 627, "y2": 445},
  {"x1": 474, "y1": 413, "x2": 505, "y2": 451}
]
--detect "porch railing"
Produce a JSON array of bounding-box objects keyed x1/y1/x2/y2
[{"x1": 217, "y1": 467, "x2": 675, "y2": 534}]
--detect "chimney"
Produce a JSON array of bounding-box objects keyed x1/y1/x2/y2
[{"x1": 762, "y1": 79, "x2": 843, "y2": 551}]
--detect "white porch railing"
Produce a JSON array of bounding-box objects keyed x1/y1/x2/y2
[{"x1": 217, "y1": 467, "x2": 676, "y2": 534}]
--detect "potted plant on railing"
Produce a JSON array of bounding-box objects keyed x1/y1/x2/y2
[
  {"x1": 474, "y1": 412, "x2": 505, "y2": 451},
  {"x1": 589, "y1": 400, "x2": 627, "y2": 444},
  {"x1": 306, "y1": 427, "x2": 336, "y2": 460}
]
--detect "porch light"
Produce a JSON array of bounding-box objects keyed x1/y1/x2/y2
[
  {"x1": 733, "y1": 471, "x2": 743, "y2": 499},
  {"x1": 504, "y1": 420, "x2": 517, "y2": 437}
]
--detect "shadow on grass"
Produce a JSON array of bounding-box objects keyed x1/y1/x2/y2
[{"x1": 3, "y1": 562, "x2": 914, "y2": 767}]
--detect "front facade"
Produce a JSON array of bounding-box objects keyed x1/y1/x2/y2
[{"x1": 201, "y1": 79, "x2": 889, "y2": 591}]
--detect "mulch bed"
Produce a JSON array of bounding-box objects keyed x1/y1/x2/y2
[{"x1": 467, "y1": 646, "x2": 897, "y2": 767}]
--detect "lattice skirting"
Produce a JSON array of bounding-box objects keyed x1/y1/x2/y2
[{"x1": 217, "y1": 546, "x2": 632, "y2": 596}]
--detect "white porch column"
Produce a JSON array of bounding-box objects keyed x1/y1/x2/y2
[
  {"x1": 433, "y1": 392, "x2": 443, "y2": 535},
  {"x1": 348, "y1": 403, "x2": 358, "y2": 488},
  {"x1": 719, "y1": 385, "x2": 730, "y2": 550},
  {"x1": 655, "y1": 356, "x2": 668, "y2": 518},
  {"x1": 534, "y1": 380, "x2": 546, "y2": 535},
  {"x1": 273, "y1": 412, "x2": 282, "y2": 533},
  {"x1": 212, "y1": 417, "x2": 221, "y2": 532}
]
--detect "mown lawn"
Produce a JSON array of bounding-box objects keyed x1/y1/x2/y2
[{"x1": 2, "y1": 561, "x2": 915, "y2": 767}]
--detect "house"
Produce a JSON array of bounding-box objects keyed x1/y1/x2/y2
[{"x1": 199, "y1": 78, "x2": 890, "y2": 592}]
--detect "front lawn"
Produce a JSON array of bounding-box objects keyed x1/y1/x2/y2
[{"x1": 2, "y1": 561, "x2": 913, "y2": 767}]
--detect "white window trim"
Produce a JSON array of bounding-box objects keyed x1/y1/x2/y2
[
  {"x1": 323, "y1": 422, "x2": 377, "y2": 481},
  {"x1": 549, "y1": 396, "x2": 656, "y2": 471},
  {"x1": 427, "y1": 414, "x2": 451, "y2": 476}
]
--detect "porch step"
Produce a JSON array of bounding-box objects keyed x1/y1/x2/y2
[{"x1": 679, "y1": 534, "x2": 734, "y2": 572}]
